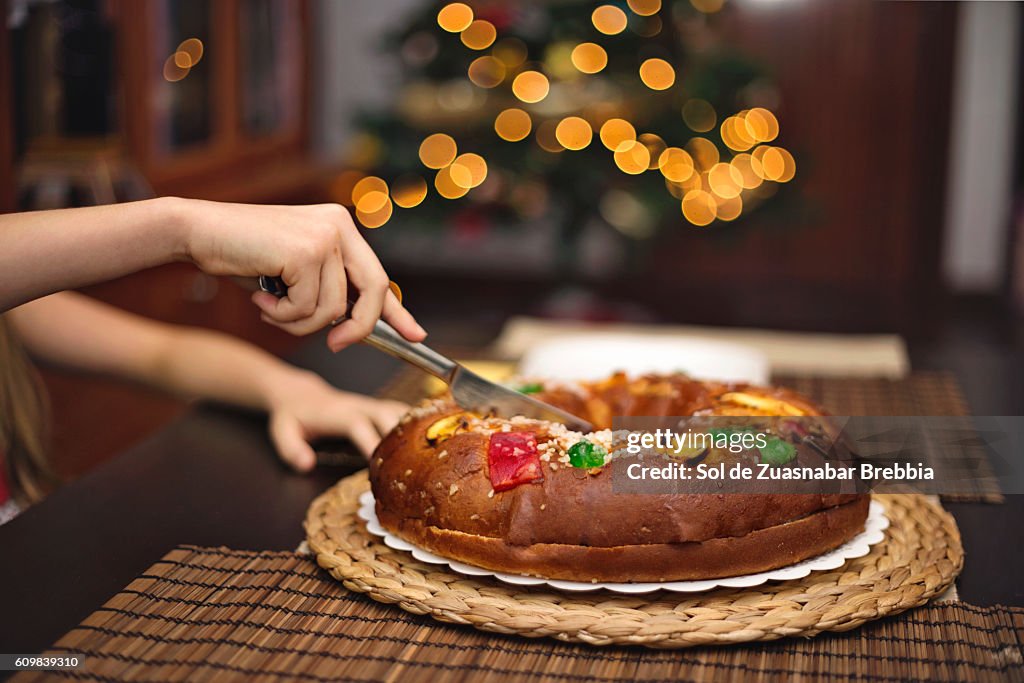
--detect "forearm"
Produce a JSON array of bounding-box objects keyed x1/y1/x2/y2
[
  {"x1": 0, "y1": 197, "x2": 190, "y2": 312},
  {"x1": 10, "y1": 292, "x2": 318, "y2": 411},
  {"x1": 146, "y1": 326, "x2": 320, "y2": 411}
]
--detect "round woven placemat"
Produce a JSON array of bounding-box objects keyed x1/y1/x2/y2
[{"x1": 306, "y1": 471, "x2": 963, "y2": 648}]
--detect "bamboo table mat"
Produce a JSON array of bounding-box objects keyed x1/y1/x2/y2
[
  {"x1": 15, "y1": 546, "x2": 1023, "y2": 683},
  {"x1": 378, "y1": 367, "x2": 1002, "y2": 504}
]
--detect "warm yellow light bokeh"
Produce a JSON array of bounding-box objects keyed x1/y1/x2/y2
[
  {"x1": 744, "y1": 107, "x2": 780, "y2": 142},
  {"x1": 468, "y1": 56, "x2": 506, "y2": 88},
  {"x1": 658, "y1": 147, "x2": 695, "y2": 182},
  {"x1": 461, "y1": 20, "x2": 497, "y2": 50},
  {"x1": 452, "y1": 153, "x2": 488, "y2": 187},
  {"x1": 419, "y1": 133, "x2": 458, "y2": 169},
  {"x1": 627, "y1": 0, "x2": 662, "y2": 16},
  {"x1": 614, "y1": 140, "x2": 651, "y2": 174},
  {"x1": 714, "y1": 193, "x2": 743, "y2": 221},
  {"x1": 177, "y1": 38, "x2": 203, "y2": 66},
  {"x1": 391, "y1": 175, "x2": 428, "y2": 208},
  {"x1": 388, "y1": 281, "x2": 402, "y2": 303},
  {"x1": 356, "y1": 189, "x2": 389, "y2": 214},
  {"x1": 571, "y1": 43, "x2": 608, "y2": 74},
  {"x1": 639, "y1": 58, "x2": 675, "y2": 90},
  {"x1": 592, "y1": 5, "x2": 628, "y2": 35},
  {"x1": 494, "y1": 108, "x2": 532, "y2": 141},
  {"x1": 682, "y1": 99, "x2": 716, "y2": 133},
  {"x1": 690, "y1": 0, "x2": 725, "y2": 14},
  {"x1": 512, "y1": 71, "x2": 550, "y2": 103},
  {"x1": 355, "y1": 195, "x2": 393, "y2": 228},
  {"x1": 351, "y1": 176, "x2": 389, "y2": 207},
  {"x1": 435, "y1": 166, "x2": 470, "y2": 199},
  {"x1": 555, "y1": 117, "x2": 593, "y2": 150},
  {"x1": 760, "y1": 146, "x2": 796, "y2": 182},
  {"x1": 163, "y1": 55, "x2": 189, "y2": 82},
  {"x1": 730, "y1": 153, "x2": 764, "y2": 189},
  {"x1": 599, "y1": 118, "x2": 636, "y2": 150},
  {"x1": 707, "y1": 162, "x2": 743, "y2": 199},
  {"x1": 681, "y1": 189, "x2": 717, "y2": 226},
  {"x1": 438, "y1": 3, "x2": 473, "y2": 32},
  {"x1": 638, "y1": 133, "x2": 666, "y2": 169},
  {"x1": 721, "y1": 115, "x2": 755, "y2": 151},
  {"x1": 685, "y1": 137, "x2": 720, "y2": 170}
]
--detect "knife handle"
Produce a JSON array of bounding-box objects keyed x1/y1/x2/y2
[{"x1": 257, "y1": 275, "x2": 457, "y2": 382}]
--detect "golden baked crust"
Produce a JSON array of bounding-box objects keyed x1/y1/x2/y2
[{"x1": 369, "y1": 373, "x2": 869, "y2": 582}]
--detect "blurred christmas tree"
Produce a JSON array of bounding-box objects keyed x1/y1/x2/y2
[{"x1": 335, "y1": 0, "x2": 797, "y2": 264}]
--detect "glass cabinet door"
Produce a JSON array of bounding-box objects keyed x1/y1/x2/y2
[
  {"x1": 152, "y1": 0, "x2": 212, "y2": 152},
  {"x1": 238, "y1": 0, "x2": 302, "y2": 138}
]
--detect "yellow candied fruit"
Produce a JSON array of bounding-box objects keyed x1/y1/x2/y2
[
  {"x1": 425, "y1": 413, "x2": 471, "y2": 445},
  {"x1": 719, "y1": 392, "x2": 806, "y2": 416}
]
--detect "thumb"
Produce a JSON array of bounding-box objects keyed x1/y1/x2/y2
[{"x1": 269, "y1": 413, "x2": 317, "y2": 472}]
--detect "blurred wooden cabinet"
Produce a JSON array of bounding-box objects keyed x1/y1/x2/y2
[{"x1": 110, "y1": 0, "x2": 323, "y2": 202}]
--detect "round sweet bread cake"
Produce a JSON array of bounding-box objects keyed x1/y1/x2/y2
[{"x1": 369, "y1": 373, "x2": 869, "y2": 582}]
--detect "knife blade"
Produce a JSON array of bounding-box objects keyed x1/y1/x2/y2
[{"x1": 257, "y1": 276, "x2": 594, "y2": 432}]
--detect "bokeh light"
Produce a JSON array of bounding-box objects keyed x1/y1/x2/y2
[
  {"x1": 658, "y1": 147, "x2": 695, "y2": 182},
  {"x1": 391, "y1": 175, "x2": 428, "y2": 208},
  {"x1": 682, "y1": 99, "x2": 716, "y2": 133},
  {"x1": 351, "y1": 176, "x2": 389, "y2": 207},
  {"x1": 599, "y1": 118, "x2": 636, "y2": 151},
  {"x1": 681, "y1": 189, "x2": 717, "y2": 226},
  {"x1": 613, "y1": 140, "x2": 651, "y2": 174},
  {"x1": 437, "y1": 3, "x2": 473, "y2": 32},
  {"x1": 555, "y1": 117, "x2": 593, "y2": 150},
  {"x1": 177, "y1": 38, "x2": 203, "y2": 66},
  {"x1": 730, "y1": 153, "x2": 763, "y2": 189},
  {"x1": 512, "y1": 71, "x2": 550, "y2": 103},
  {"x1": 329, "y1": 170, "x2": 364, "y2": 206},
  {"x1": 461, "y1": 20, "x2": 497, "y2": 50},
  {"x1": 571, "y1": 42, "x2": 608, "y2": 74},
  {"x1": 689, "y1": 0, "x2": 725, "y2": 14},
  {"x1": 435, "y1": 166, "x2": 470, "y2": 198},
  {"x1": 721, "y1": 115, "x2": 756, "y2": 151},
  {"x1": 389, "y1": 280, "x2": 403, "y2": 303},
  {"x1": 638, "y1": 133, "x2": 666, "y2": 169},
  {"x1": 468, "y1": 56, "x2": 506, "y2": 87},
  {"x1": 744, "y1": 107, "x2": 779, "y2": 142},
  {"x1": 639, "y1": 58, "x2": 675, "y2": 90},
  {"x1": 592, "y1": 5, "x2": 628, "y2": 35},
  {"x1": 759, "y1": 146, "x2": 796, "y2": 182},
  {"x1": 494, "y1": 108, "x2": 532, "y2": 141},
  {"x1": 707, "y1": 162, "x2": 743, "y2": 198},
  {"x1": 627, "y1": 0, "x2": 662, "y2": 16},
  {"x1": 355, "y1": 193, "x2": 393, "y2": 228},
  {"x1": 419, "y1": 133, "x2": 458, "y2": 169},
  {"x1": 451, "y1": 153, "x2": 488, "y2": 187},
  {"x1": 163, "y1": 55, "x2": 189, "y2": 82},
  {"x1": 686, "y1": 137, "x2": 720, "y2": 170},
  {"x1": 714, "y1": 193, "x2": 743, "y2": 222}
]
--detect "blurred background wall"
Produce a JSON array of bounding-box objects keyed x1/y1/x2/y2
[{"x1": 2, "y1": 0, "x2": 1022, "y2": 478}]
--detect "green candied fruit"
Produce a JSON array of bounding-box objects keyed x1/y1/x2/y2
[
  {"x1": 568, "y1": 440, "x2": 607, "y2": 468},
  {"x1": 517, "y1": 382, "x2": 544, "y2": 394},
  {"x1": 758, "y1": 436, "x2": 797, "y2": 466}
]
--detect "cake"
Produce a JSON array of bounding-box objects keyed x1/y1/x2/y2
[{"x1": 368, "y1": 372, "x2": 869, "y2": 582}]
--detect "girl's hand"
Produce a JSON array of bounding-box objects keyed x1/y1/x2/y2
[
  {"x1": 180, "y1": 200, "x2": 426, "y2": 351},
  {"x1": 265, "y1": 370, "x2": 407, "y2": 472}
]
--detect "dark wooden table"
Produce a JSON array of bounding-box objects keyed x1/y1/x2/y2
[{"x1": 0, "y1": 335, "x2": 1021, "y2": 657}]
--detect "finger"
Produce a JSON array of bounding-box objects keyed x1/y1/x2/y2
[
  {"x1": 269, "y1": 414, "x2": 317, "y2": 472},
  {"x1": 381, "y1": 290, "x2": 427, "y2": 342},
  {"x1": 367, "y1": 400, "x2": 408, "y2": 435},
  {"x1": 326, "y1": 227, "x2": 391, "y2": 351},
  {"x1": 345, "y1": 416, "x2": 384, "y2": 458},
  {"x1": 255, "y1": 265, "x2": 322, "y2": 324},
  {"x1": 262, "y1": 250, "x2": 346, "y2": 336}
]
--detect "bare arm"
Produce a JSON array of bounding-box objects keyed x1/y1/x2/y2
[
  {"x1": 9, "y1": 292, "x2": 407, "y2": 470},
  {"x1": 0, "y1": 198, "x2": 426, "y2": 350}
]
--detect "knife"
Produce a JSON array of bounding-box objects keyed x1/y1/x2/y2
[{"x1": 257, "y1": 276, "x2": 594, "y2": 432}]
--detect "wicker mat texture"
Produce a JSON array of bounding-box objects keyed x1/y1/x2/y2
[
  {"x1": 377, "y1": 368, "x2": 1002, "y2": 504},
  {"x1": 14, "y1": 546, "x2": 1021, "y2": 683}
]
